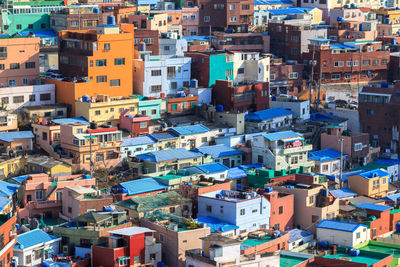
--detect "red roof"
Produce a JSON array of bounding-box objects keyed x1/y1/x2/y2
[{"x1": 87, "y1": 127, "x2": 118, "y2": 134}]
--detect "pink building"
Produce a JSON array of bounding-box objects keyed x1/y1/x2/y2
[
  {"x1": 0, "y1": 35, "x2": 40, "y2": 87},
  {"x1": 119, "y1": 110, "x2": 150, "y2": 137},
  {"x1": 182, "y1": 7, "x2": 199, "y2": 36},
  {"x1": 17, "y1": 173, "x2": 96, "y2": 222},
  {"x1": 329, "y1": 8, "x2": 366, "y2": 23}
]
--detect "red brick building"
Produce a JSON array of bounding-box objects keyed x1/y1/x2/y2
[
  {"x1": 134, "y1": 30, "x2": 159, "y2": 56},
  {"x1": 211, "y1": 32, "x2": 270, "y2": 52},
  {"x1": 358, "y1": 82, "x2": 400, "y2": 152},
  {"x1": 303, "y1": 39, "x2": 390, "y2": 85},
  {"x1": 166, "y1": 95, "x2": 199, "y2": 114},
  {"x1": 270, "y1": 59, "x2": 306, "y2": 96},
  {"x1": 197, "y1": 0, "x2": 254, "y2": 35},
  {"x1": 119, "y1": 110, "x2": 151, "y2": 137},
  {"x1": 257, "y1": 189, "x2": 294, "y2": 231},
  {"x1": 213, "y1": 80, "x2": 269, "y2": 112}
]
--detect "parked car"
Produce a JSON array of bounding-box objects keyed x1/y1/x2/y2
[
  {"x1": 348, "y1": 101, "x2": 358, "y2": 109},
  {"x1": 334, "y1": 99, "x2": 348, "y2": 108}
]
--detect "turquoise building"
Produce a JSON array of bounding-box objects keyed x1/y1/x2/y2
[{"x1": 136, "y1": 97, "x2": 162, "y2": 120}]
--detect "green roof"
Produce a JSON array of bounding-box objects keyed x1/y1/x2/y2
[
  {"x1": 241, "y1": 235, "x2": 274, "y2": 248},
  {"x1": 115, "y1": 191, "x2": 191, "y2": 212},
  {"x1": 323, "y1": 247, "x2": 391, "y2": 266},
  {"x1": 73, "y1": 212, "x2": 112, "y2": 223},
  {"x1": 13, "y1": 0, "x2": 64, "y2": 6},
  {"x1": 280, "y1": 255, "x2": 308, "y2": 267},
  {"x1": 352, "y1": 163, "x2": 388, "y2": 172},
  {"x1": 154, "y1": 173, "x2": 186, "y2": 180}
]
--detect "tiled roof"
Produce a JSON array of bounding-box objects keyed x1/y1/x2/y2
[
  {"x1": 14, "y1": 229, "x2": 60, "y2": 249},
  {"x1": 356, "y1": 203, "x2": 393, "y2": 212},
  {"x1": 136, "y1": 148, "x2": 202, "y2": 162},
  {"x1": 0, "y1": 131, "x2": 34, "y2": 142},
  {"x1": 169, "y1": 124, "x2": 210, "y2": 135},
  {"x1": 317, "y1": 220, "x2": 366, "y2": 232},
  {"x1": 122, "y1": 136, "x2": 156, "y2": 147},
  {"x1": 309, "y1": 149, "x2": 346, "y2": 162},
  {"x1": 262, "y1": 131, "x2": 303, "y2": 141},
  {"x1": 193, "y1": 145, "x2": 243, "y2": 158},
  {"x1": 245, "y1": 107, "x2": 294, "y2": 122},
  {"x1": 115, "y1": 178, "x2": 167, "y2": 195}
]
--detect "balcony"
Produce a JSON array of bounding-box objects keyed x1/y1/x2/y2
[
  {"x1": 282, "y1": 144, "x2": 312, "y2": 154},
  {"x1": 33, "y1": 200, "x2": 62, "y2": 209}
]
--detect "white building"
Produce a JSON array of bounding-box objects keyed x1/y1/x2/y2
[
  {"x1": 252, "y1": 131, "x2": 314, "y2": 172},
  {"x1": 245, "y1": 107, "x2": 295, "y2": 133},
  {"x1": 316, "y1": 219, "x2": 370, "y2": 247},
  {"x1": 0, "y1": 84, "x2": 55, "y2": 111},
  {"x1": 13, "y1": 229, "x2": 61, "y2": 266},
  {"x1": 231, "y1": 52, "x2": 270, "y2": 84},
  {"x1": 159, "y1": 34, "x2": 188, "y2": 57},
  {"x1": 309, "y1": 149, "x2": 345, "y2": 176},
  {"x1": 287, "y1": 229, "x2": 314, "y2": 250},
  {"x1": 269, "y1": 97, "x2": 310, "y2": 120},
  {"x1": 133, "y1": 53, "x2": 191, "y2": 98}
]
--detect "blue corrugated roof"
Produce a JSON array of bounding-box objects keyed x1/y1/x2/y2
[
  {"x1": 122, "y1": 136, "x2": 155, "y2": 147},
  {"x1": 136, "y1": 148, "x2": 202, "y2": 162},
  {"x1": 381, "y1": 192, "x2": 400, "y2": 202},
  {"x1": 192, "y1": 162, "x2": 229, "y2": 174},
  {"x1": 183, "y1": 36, "x2": 210, "y2": 42},
  {"x1": 287, "y1": 229, "x2": 313, "y2": 243},
  {"x1": 246, "y1": 107, "x2": 294, "y2": 122},
  {"x1": 148, "y1": 132, "x2": 177, "y2": 141},
  {"x1": 265, "y1": 7, "x2": 306, "y2": 15},
  {"x1": 356, "y1": 203, "x2": 393, "y2": 212},
  {"x1": 262, "y1": 131, "x2": 302, "y2": 141},
  {"x1": 309, "y1": 148, "x2": 347, "y2": 162},
  {"x1": 14, "y1": 229, "x2": 60, "y2": 249},
  {"x1": 255, "y1": 0, "x2": 293, "y2": 5},
  {"x1": 228, "y1": 167, "x2": 247, "y2": 179},
  {"x1": 116, "y1": 178, "x2": 167, "y2": 196},
  {"x1": 359, "y1": 169, "x2": 390, "y2": 179},
  {"x1": 196, "y1": 216, "x2": 239, "y2": 233},
  {"x1": 0, "y1": 181, "x2": 19, "y2": 197},
  {"x1": 193, "y1": 145, "x2": 243, "y2": 158},
  {"x1": 169, "y1": 124, "x2": 210, "y2": 135},
  {"x1": 7, "y1": 175, "x2": 29, "y2": 185},
  {"x1": 0, "y1": 197, "x2": 10, "y2": 212},
  {"x1": 50, "y1": 117, "x2": 90, "y2": 125},
  {"x1": 0, "y1": 131, "x2": 34, "y2": 142},
  {"x1": 317, "y1": 219, "x2": 366, "y2": 232},
  {"x1": 330, "y1": 188, "x2": 358, "y2": 199},
  {"x1": 374, "y1": 158, "x2": 400, "y2": 166},
  {"x1": 19, "y1": 30, "x2": 57, "y2": 38}
]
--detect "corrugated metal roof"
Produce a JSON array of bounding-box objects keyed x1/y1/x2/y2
[
  {"x1": 309, "y1": 148, "x2": 347, "y2": 162},
  {"x1": 0, "y1": 197, "x2": 10, "y2": 212},
  {"x1": 356, "y1": 203, "x2": 393, "y2": 212},
  {"x1": 287, "y1": 229, "x2": 313, "y2": 243},
  {"x1": 14, "y1": 229, "x2": 60, "y2": 249},
  {"x1": 116, "y1": 178, "x2": 167, "y2": 195},
  {"x1": 374, "y1": 158, "x2": 400, "y2": 166},
  {"x1": 122, "y1": 136, "x2": 156, "y2": 147},
  {"x1": 317, "y1": 219, "x2": 366, "y2": 232},
  {"x1": 381, "y1": 192, "x2": 400, "y2": 202},
  {"x1": 255, "y1": 0, "x2": 293, "y2": 5},
  {"x1": 245, "y1": 107, "x2": 294, "y2": 122},
  {"x1": 193, "y1": 162, "x2": 229, "y2": 174},
  {"x1": 359, "y1": 169, "x2": 390, "y2": 179},
  {"x1": 148, "y1": 132, "x2": 178, "y2": 141},
  {"x1": 196, "y1": 216, "x2": 239, "y2": 233},
  {"x1": 108, "y1": 226, "x2": 155, "y2": 236},
  {"x1": 136, "y1": 148, "x2": 202, "y2": 162},
  {"x1": 262, "y1": 131, "x2": 302, "y2": 141},
  {"x1": 0, "y1": 131, "x2": 34, "y2": 142},
  {"x1": 51, "y1": 117, "x2": 90, "y2": 125},
  {"x1": 193, "y1": 145, "x2": 243, "y2": 158},
  {"x1": 0, "y1": 181, "x2": 20, "y2": 197},
  {"x1": 228, "y1": 167, "x2": 247, "y2": 179},
  {"x1": 330, "y1": 188, "x2": 358, "y2": 199},
  {"x1": 169, "y1": 124, "x2": 210, "y2": 135}
]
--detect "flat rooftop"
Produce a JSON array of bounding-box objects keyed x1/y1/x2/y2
[{"x1": 323, "y1": 249, "x2": 391, "y2": 266}]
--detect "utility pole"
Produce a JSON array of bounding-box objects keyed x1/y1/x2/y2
[
  {"x1": 90, "y1": 133, "x2": 93, "y2": 179},
  {"x1": 339, "y1": 137, "x2": 344, "y2": 188}
]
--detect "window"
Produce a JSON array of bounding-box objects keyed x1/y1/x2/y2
[
  {"x1": 16, "y1": 24, "x2": 21, "y2": 30},
  {"x1": 258, "y1": 155, "x2": 263, "y2": 164},
  {"x1": 356, "y1": 232, "x2": 361, "y2": 239},
  {"x1": 345, "y1": 73, "x2": 351, "y2": 79},
  {"x1": 114, "y1": 58, "x2": 125, "y2": 65},
  {"x1": 242, "y1": 4, "x2": 250, "y2": 9},
  {"x1": 151, "y1": 70, "x2": 162, "y2": 76},
  {"x1": 291, "y1": 48, "x2": 299, "y2": 55},
  {"x1": 279, "y1": 206, "x2": 283, "y2": 214},
  {"x1": 23, "y1": 78, "x2": 29, "y2": 86},
  {"x1": 151, "y1": 85, "x2": 162, "y2": 93},
  {"x1": 206, "y1": 205, "x2": 212, "y2": 212},
  {"x1": 382, "y1": 59, "x2": 388, "y2": 64},
  {"x1": 96, "y1": 153, "x2": 104, "y2": 162},
  {"x1": 2, "y1": 97, "x2": 8, "y2": 104},
  {"x1": 10, "y1": 63, "x2": 20, "y2": 70},
  {"x1": 25, "y1": 62, "x2": 35, "y2": 69},
  {"x1": 0, "y1": 64, "x2": 4, "y2": 70},
  {"x1": 226, "y1": 69, "x2": 233, "y2": 76},
  {"x1": 334, "y1": 61, "x2": 344, "y2": 67},
  {"x1": 240, "y1": 208, "x2": 245, "y2": 215},
  {"x1": 322, "y1": 164, "x2": 329, "y2": 171},
  {"x1": 201, "y1": 137, "x2": 207, "y2": 143},
  {"x1": 331, "y1": 73, "x2": 341, "y2": 80},
  {"x1": 164, "y1": 45, "x2": 170, "y2": 51},
  {"x1": 35, "y1": 190, "x2": 43, "y2": 200},
  {"x1": 363, "y1": 60, "x2": 370, "y2": 66},
  {"x1": 95, "y1": 110, "x2": 101, "y2": 115},
  {"x1": 172, "y1": 104, "x2": 177, "y2": 111},
  {"x1": 95, "y1": 59, "x2": 107, "y2": 67},
  {"x1": 353, "y1": 60, "x2": 359, "y2": 66},
  {"x1": 230, "y1": 4, "x2": 235, "y2": 9},
  {"x1": 29, "y1": 94, "x2": 36, "y2": 102},
  {"x1": 270, "y1": 73, "x2": 275, "y2": 80},
  {"x1": 25, "y1": 255, "x2": 32, "y2": 265},
  {"x1": 382, "y1": 177, "x2": 387, "y2": 184},
  {"x1": 229, "y1": 16, "x2": 237, "y2": 22},
  {"x1": 0, "y1": 47, "x2": 6, "y2": 59},
  {"x1": 104, "y1": 43, "x2": 110, "y2": 51},
  {"x1": 110, "y1": 79, "x2": 120, "y2": 87},
  {"x1": 171, "y1": 82, "x2": 177, "y2": 89},
  {"x1": 70, "y1": 20, "x2": 78, "y2": 26},
  {"x1": 140, "y1": 121, "x2": 147, "y2": 128},
  {"x1": 373, "y1": 59, "x2": 379, "y2": 65},
  {"x1": 237, "y1": 68, "x2": 244, "y2": 74},
  {"x1": 13, "y1": 96, "x2": 24, "y2": 103},
  {"x1": 40, "y1": 93, "x2": 51, "y2": 101},
  {"x1": 151, "y1": 109, "x2": 157, "y2": 115},
  {"x1": 96, "y1": 76, "x2": 107, "y2": 83},
  {"x1": 289, "y1": 72, "x2": 298, "y2": 79},
  {"x1": 354, "y1": 142, "x2": 363, "y2": 151},
  {"x1": 204, "y1": 16, "x2": 210, "y2": 22},
  {"x1": 309, "y1": 195, "x2": 315, "y2": 204},
  {"x1": 346, "y1": 61, "x2": 353, "y2": 66},
  {"x1": 34, "y1": 249, "x2": 42, "y2": 260}
]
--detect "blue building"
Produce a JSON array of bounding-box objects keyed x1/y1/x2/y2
[
  {"x1": 192, "y1": 144, "x2": 244, "y2": 167},
  {"x1": 198, "y1": 189, "x2": 270, "y2": 233},
  {"x1": 121, "y1": 136, "x2": 156, "y2": 161}
]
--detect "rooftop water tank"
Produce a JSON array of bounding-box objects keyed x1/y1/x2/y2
[
  {"x1": 107, "y1": 15, "x2": 116, "y2": 25},
  {"x1": 349, "y1": 249, "x2": 360, "y2": 256},
  {"x1": 395, "y1": 222, "x2": 400, "y2": 233},
  {"x1": 82, "y1": 95, "x2": 90, "y2": 102},
  {"x1": 93, "y1": 7, "x2": 99, "y2": 13},
  {"x1": 216, "y1": 105, "x2": 223, "y2": 112}
]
